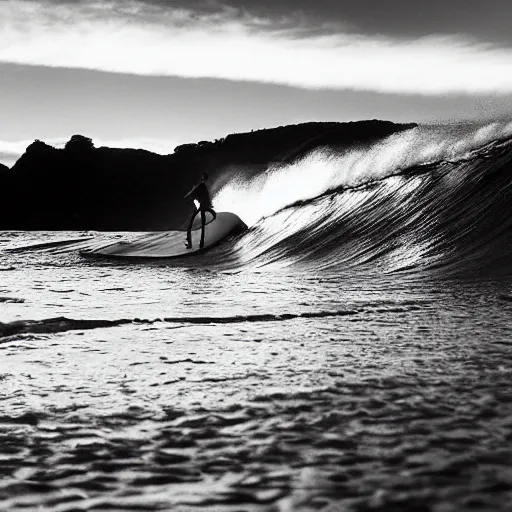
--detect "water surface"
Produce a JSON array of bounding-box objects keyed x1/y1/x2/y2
[{"x1": 1, "y1": 233, "x2": 512, "y2": 511}]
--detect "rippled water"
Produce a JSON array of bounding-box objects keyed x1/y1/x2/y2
[{"x1": 2, "y1": 232, "x2": 512, "y2": 511}]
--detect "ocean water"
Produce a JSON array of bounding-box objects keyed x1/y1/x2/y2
[{"x1": 2, "y1": 121, "x2": 512, "y2": 511}]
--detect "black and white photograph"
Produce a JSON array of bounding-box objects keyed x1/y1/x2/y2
[{"x1": 1, "y1": 0, "x2": 512, "y2": 510}]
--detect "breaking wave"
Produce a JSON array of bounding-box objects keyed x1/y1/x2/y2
[
  {"x1": 210, "y1": 121, "x2": 512, "y2": 276},
  {"x1": 6, "y1": 120, "x2": 512, "y2": 278}
]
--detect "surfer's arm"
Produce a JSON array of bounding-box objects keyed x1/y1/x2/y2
[{"x1": 184, "y1": 185, "x2": 197, "y2": 199}]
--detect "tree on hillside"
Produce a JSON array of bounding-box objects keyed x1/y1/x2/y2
[
  {"x1": 65, "y1": 135, "x2": 95, "y2": 153},
  {"x1": 26, "y1": 139, "x2": 54, "y2": 153}
]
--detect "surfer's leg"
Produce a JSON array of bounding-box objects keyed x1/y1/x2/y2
[
  {"x1": 208, "y1": 208, "x2": 217, "y2": 221},
  {"x1": 186, "y1": 209, "x2": 199, "y2": 248},
  {"x1": 200, "y1": 210, "x2": 206, "y2": 249}
]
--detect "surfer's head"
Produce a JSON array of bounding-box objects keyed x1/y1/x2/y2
[{"x1": 202, "y1": 172, "x2": 209, "y2": 182}]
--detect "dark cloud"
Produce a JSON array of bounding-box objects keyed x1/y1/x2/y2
[
  {"x1": 37, "y1": 0, "x2": 512, "y2": 43},
  {"x1": 1, "y1": 62, "x2": 511, "y2": 149},
  {"x1": 110, "y1": 0, "x2": 512, "y2": 42}
]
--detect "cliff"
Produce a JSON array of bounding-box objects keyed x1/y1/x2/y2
[{"x1": 0, "y1": 120, "x2": 416, "y2": 230}]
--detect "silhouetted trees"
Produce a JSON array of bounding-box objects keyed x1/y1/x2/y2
[
  {"x1": 65, "y1": 135, "x2": 95, "y2": 153},
  {"x1": 0, "y1": 121, "x2": 416, "y2": 230},
  {"x1": 26, "y1": 139, "x2": 55, "y2": 154}
]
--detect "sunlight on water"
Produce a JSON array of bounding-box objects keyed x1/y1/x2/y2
[
  {"x1": 215, "y1": 150, "x2": 348, "y2": 226},
  {"x1": 2, "y1": 233, "x2": 512, "y2": 511}
]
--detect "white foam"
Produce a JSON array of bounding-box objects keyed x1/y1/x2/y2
[{"x1": 214, "y1": 121, "x2": 512, "y2": 226}]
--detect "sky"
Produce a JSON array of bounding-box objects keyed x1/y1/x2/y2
[{"x1": 1, "y1": 0, "x2": 512, "y2": 166}]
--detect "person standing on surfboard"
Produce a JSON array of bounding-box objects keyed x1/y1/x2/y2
[{"x1": 184, "y1": 172, "x2": 217, "y2": 249}]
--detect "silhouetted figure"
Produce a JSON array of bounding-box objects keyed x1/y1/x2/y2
[{"x1": 184, "y1": 173, "x2": 216, "y2": 249}]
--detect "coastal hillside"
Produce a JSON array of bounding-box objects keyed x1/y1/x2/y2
[{"x1": 0, "y1": 121, "x2": 415, "y2": 230}]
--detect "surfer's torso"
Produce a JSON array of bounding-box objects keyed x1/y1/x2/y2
[{"x1": 189, "y1": 182, "x2": 213, "y2": 210}]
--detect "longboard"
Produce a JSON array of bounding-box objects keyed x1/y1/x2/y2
[{"x1": 81, "y1": 212, "x2": 246, "y2": 259}]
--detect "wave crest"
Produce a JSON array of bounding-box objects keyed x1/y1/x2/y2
[{"x1": 214, "y1": 121, "x2": 512, "y2": 227}]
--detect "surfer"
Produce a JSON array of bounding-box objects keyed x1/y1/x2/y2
[{"x1": 184, "y1": 172, "x2": 216, "y2": 249}]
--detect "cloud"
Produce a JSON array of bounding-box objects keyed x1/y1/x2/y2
[
  {"x1": 1, "y1": 0, "x2": 512, "y2": 95},
  {"x1": 0, "y1": 139, "x2": 36, "y2": 167}
]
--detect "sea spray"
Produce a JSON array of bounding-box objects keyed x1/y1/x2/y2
[{"x1": 214, "y1": 120, "x2": 512, "y2": 226}]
